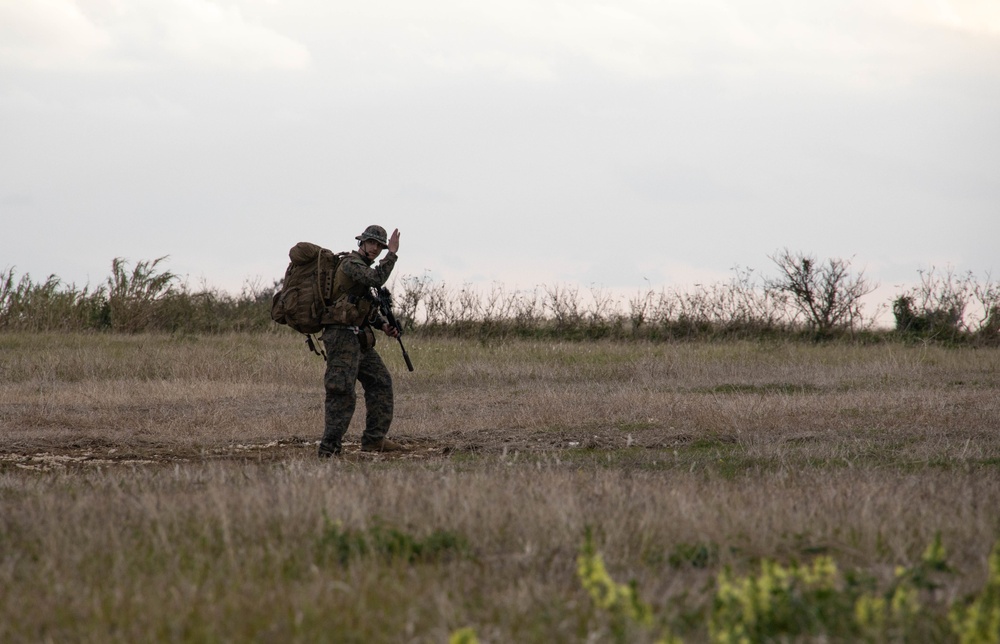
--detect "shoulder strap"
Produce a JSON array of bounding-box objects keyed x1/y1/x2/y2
[
  {"x1": 331, "y1": 252, "x2": 355, "y2": 302},
  {"x1": 315, "y1": 244, "x2": 323, "y2": 289}
]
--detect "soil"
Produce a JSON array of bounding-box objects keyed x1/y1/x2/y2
[
  {"x1": 0, "y1": 436, "x2": 452, "y2": 471},
  {"x1": 0, "y1": 427, "x2": 679, "y2": 471}
]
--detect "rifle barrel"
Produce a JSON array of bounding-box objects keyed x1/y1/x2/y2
[{"x1": 399, "y1": 340, "x2": 414, "y2": 371}]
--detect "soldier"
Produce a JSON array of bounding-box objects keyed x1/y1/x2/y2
[{"x1": 318, "y1": 225, "x2": 406, "y2": 457}]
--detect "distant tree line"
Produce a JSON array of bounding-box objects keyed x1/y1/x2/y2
[{"x1": 2, "y1": 251, "x2": 997, "y2": 344}]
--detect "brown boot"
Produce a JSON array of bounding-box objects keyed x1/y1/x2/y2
[{"x1": 361, "y1": 438, "x2": 407, "y2": 453}]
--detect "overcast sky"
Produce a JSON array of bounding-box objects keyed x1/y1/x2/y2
[{"x1": 2, "y1": 0, "x2": 998, "y2": 311}]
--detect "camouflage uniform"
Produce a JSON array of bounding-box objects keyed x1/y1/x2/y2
[{"x1": 318, "y1": 232, "x2": 398, "y2": 456}]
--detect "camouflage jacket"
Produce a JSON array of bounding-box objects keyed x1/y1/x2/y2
[{"x1": 326, "y1": 250, "x2": 398, "y2": 328}]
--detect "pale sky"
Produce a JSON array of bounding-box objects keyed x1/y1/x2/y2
[{"x1": 2, "y1": 0, "x2": 998, "y2": 309}]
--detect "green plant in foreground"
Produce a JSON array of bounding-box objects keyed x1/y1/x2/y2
[
  {"x1": 710, "y1": 554, "x2": 848, "y2": 642},
  {"x1": 581, "y1": 531, "x2": 1000, "y2": 643},
  {"x1": 578, "y1": 528, "x2": 653, "y2": 626},
  {"x1": 950, "y1": 542, "x2": 1000, "y2": 644},
  {"x1": 448, "y1": 626, "x2": 480, "y2": 644},
  {"x1": 855, "y1": 532, "x2": 950, "y2": 641},
  {"x1": 854, "y1": 578, "x2": 921, "y2": 641},
  {"x1": 578, "y1": 528, "x2": 681, "y2": 643}
]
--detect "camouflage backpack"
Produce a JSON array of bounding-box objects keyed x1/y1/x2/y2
[{"x1": 271, "y1": 242, "x2": 348, "y2": 339}]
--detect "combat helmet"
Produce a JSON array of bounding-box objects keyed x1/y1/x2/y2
[{"x1": 356, "y1": 225, "x2": 388, "y2": 246}]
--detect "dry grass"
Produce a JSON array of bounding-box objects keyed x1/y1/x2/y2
[{"x1": 1, "y1": 332, "x2": 999, "y2": 642}]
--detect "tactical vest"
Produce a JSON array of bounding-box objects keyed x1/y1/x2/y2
[{"x1": 323, "y1": 253, "x2": 377, "y2": 327}]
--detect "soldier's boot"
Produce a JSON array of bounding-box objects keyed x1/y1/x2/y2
[
  {"x1": 318, "y1": 441, "x2": 342, "y2": 458},
  {"x1": 360, "y1": 438, "x2": 407, "y2": 453}
]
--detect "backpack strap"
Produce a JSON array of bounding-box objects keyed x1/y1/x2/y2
[
  {"x1": 313, "y1": 245, "x2": 326, "y2": 312},
  {"x1": 305, "y1": 250, "x2": 328, "y2": 358}
]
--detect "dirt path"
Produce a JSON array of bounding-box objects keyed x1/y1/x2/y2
[{"x1": 1, "y1": 437, "x2": 452, "y2": 471}]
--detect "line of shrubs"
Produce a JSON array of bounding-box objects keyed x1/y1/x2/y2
[
  {"x1": 2, "y1": 252, "x2": 998, "y2": 344},
  {"x1": 0, "y1": 258, "x2": 272, "y2": 334}
]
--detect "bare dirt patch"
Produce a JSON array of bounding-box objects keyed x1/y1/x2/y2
[{"x1": 0, "y1": 436, "x2": 452, "y2": 470}]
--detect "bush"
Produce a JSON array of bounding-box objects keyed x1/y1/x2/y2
[
  {"x1": 893, "y1": 295, "x2": 962, "y2": 341},
  {"x1": 105, "y1": 257, "x2": 177, "y2": 333},
  {"x1": 766, "y1": 249, "x2": 876, "y2": 336},
  {"x1": 892, "y1": 267, "x2": 1000, "y2": 344}
]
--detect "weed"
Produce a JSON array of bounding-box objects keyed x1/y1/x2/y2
[
  {"x1": 577, "y1": 527, "x2": 661, "y2": 642},
  {"x1": 668, "y1": 542, "x2": 719, "y2": 569},
  {"x1": 581, "y1": 533, "x2": 999, "y2": 643},
  {"x1": 950, "y1": 542, "x2": 1000, "y2": 644},
  {"x1": 315, "y1": 516, "x2": 470, "y2": 566},
  {"x1": 449, "y1": 627, "x2": 480, "y2": 644}
]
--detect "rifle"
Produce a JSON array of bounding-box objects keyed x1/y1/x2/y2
[{"x1": 376, "y1": 287, "x2": 414, "y2": 372}]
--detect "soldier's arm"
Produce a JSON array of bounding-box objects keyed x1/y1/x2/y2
[{"x1": 340, "y1": 253, "x2": 398, "y2": 288}]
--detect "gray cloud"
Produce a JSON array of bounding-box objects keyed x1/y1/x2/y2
[{"x1": 1, "y1": 0, "x2": 997, "y2": 299}]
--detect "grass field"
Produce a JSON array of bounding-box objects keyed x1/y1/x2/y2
[{"x1": 1, "y1": 331, "x2": 999, "y2": 642}]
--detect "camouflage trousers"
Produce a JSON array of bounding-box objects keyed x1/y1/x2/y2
[{"x1": 319, "y1": 326, "x2": 394, "y2": 455}]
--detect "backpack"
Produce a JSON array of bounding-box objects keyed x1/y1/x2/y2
[{"x1": 271, "y1": 242, "x2": 348, "y2": 335}]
